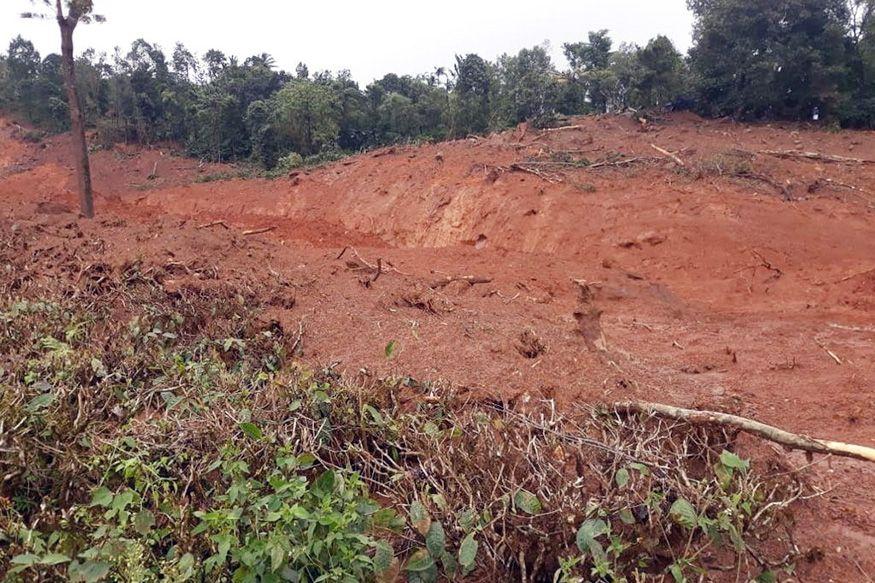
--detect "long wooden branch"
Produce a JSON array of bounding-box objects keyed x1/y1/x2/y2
[
  {"x1": 651, "y1": 143, "x2": 685, "y2": 166},
  {"x1": 759, "y1": 149, "x2": 874, "y2": 165},
  {"x1": 613, "y1": 401, "x2": 875, "y2": 463}
]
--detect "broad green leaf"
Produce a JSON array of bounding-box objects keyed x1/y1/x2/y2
[
  {"x1": 513, "y1": 489, "x2": 542, "y2": 515},
  {"x1": 619, "y1": 508, "x2": 636, "y2": 525},
  {"x1": 405, "y1": 548, "x2": 434, "y2": 572},
  {"x1": 269, "y1": 544, "x2": 285, "y2": 572},
  {"x1": 363, "y1": 404, "x2": 384, "y2": 425},
  {"x1": 431, "y1": 493, "x2": 448, "y2": 512},
  {"x1": 669, "y1": 562, "x2": 686, "y2": 582},
  {"x1": 373, "y1": 540, "x2": 394, "y2": 573},
  {"x1": 458, "y1": 533, "x2": 478, "y2": 572},
  {"x1": 615, "y1": 468, "x2": 630, "y2": 488},
  {"x1": 629, "y1": 462, "x2": 651, "y2": 476},
  {"x1": 373, "y1": 508, "x2": 406, "y2": 531},
  {"x1": 713, "y1": 461, "x2": 733, "y2": 490},
  {"x1": 409, "y1": 500, "x2": 431, "y2": 536},
  {"x1": 576, "y1": 519, "x2": 608, "y2": 553},
  {"x1": 26, "y1": 393, "x2": 55, "y2": 412},
  {"x1": 728, "y1": 523, "x2": 746, "y2": 551},
  {"x1": 385, "y1": 340, "x2": 397, "y2": 359},
  {"x1": 89, "y1": 486, "x2": 113, "y2": 508},
  {"x1": 375, "y1": 558, "x2": 400, "y2": 583},
  {"x1": 756, "y1": 571, "x2": 777, "y2": 583},
  {"x1": 10, "y1": 554, "x2": 40, "y2": 566},
  {"x1": 313, "y1": 470, "x2": 336, "y2": 494},
  {"x1": 719, "y1": 450, "x2": 750, "y2": 471},
  {"x1": 425, "y1": 521, "x2": 445, "y2": 557},
  {"x1": 177, "y1": 553, "x2": 195, "y2": 575},
  {"x1": 296, "y1": 453, "x2": 316, "y2": 468},
  {"x1": 68, "y1": 560, "x2": 111, "y2": 583},
  {"x1": 669, "y1": 499, "x2": 698, "y2": 529},
  {"x1": 40, "y1": 553, "x2": 71, "y2": 565},
  {"x1": 133, "y1": 509, "x2": 155, "y2": 535},
  {"x1": 441, "y1": 551, "x2": 458, "y2": 578},
  {"x1": 239, "y1": 422, "x2": 263, "y2": 440},
  {"x1": 422, "y1": 421, "x2": 440, "y2": 437},
  {"x1": 458, "y1": 509, "x2": 478, "y2": 533}
]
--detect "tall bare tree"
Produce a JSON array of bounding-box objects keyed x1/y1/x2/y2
[{"x1": 23, "y1": 1, "x2": 103, "y2": 218}]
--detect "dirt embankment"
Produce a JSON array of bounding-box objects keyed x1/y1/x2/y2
[{"x1": 1, "y1": 113, "x2": 874, "y2": 580}]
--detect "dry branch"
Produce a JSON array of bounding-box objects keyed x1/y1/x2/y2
[
  {"x1": 587, "y1": 156, "x2": 653, "y2": 169},
  {"x1": 336, "y1": 246, "x2": 405, "y2": 282},
  {"x1": 651, "y1": 143, "x2": 685, "y2": 166},
  {"x1": 242, "y1": 226, "x2": 277, "y2": 236},
  {"x1": 431, "y1": 275, "x2": 493, "y2": 289},
  {"x1": 614, "y1": 401, "x2": 875, "y2": 463},
  {"x1": 818, "y1": 178, "x2": 875, "y2": 208},
  {"x1": 542, "y1": 124, "x2": 583, "y2": 132},
  {"x1": 814, "y1": 338, "x2": 842, "y2": 365},
  {"x1": 759, "y1": 149, "x2": 875, "y2": 165},
  {"x1": 336, "y1": 245, "x2": 378, "y2": 270},
  {"x1": 742, "y1": 172, "x2": 790, "y2": 199},
  {"x1": 838, "y1": 267, "x2": 875, "y2": 282},
  {"x1": 509, "y1": 163, "x2": 563, "y2": 183},
  {"x1": 196, "y1": 220, "x2": 229, "y2": 230}
]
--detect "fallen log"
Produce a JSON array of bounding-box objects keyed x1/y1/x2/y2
[
  {"x1": 759, "y1": 149, "x2": 874, "y2": 165},
  {"x1": 613, "y1": 401, "x2": 875, "y2": 463}
]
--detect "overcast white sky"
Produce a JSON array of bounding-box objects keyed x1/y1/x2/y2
[{"x1": 3, "y1": 1, "x2": 695, "y2": 82}]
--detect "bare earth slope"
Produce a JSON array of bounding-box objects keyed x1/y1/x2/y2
[{"x1": 1, "y1": 113, "x2": 873, "y2": 580}]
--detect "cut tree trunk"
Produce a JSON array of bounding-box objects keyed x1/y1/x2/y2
[{"x1": 58, "y1": 18, "x2": 95, "y2": 218}]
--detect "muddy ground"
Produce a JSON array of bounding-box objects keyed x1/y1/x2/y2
[{"x1": 1, "y1": 113, "x2": 873, "y2": 581}]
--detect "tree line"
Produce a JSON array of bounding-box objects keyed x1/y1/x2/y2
[{"x1": 1, "y1": 0, "x2": 873, "y2": 173}]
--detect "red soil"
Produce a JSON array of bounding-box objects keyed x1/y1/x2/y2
[{"x1": 2, "y1": 113, "x2": 873, "y2": 580}]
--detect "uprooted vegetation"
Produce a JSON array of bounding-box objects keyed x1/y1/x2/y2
[{"x1": 0, "y1": 225, "x2": 812, "y2": 582}]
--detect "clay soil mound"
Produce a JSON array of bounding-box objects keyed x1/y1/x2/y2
[{"x1": 1, "y1": 113, "x2": 874, "y2": 580}]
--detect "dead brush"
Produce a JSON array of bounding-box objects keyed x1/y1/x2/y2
[
  {"x1": 686, "y1": 150, "x2": 755, "y2": 179},
  {"x1": 0, "y1": 223, "x2": 811, "y2": 582},
  {"x1": 682, "y1": 150, "x2": 791, "y2": 199}
]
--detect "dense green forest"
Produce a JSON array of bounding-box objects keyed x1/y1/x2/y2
[{"x1": 1, "y1": 0, "x2": 873, "y2": 171}]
